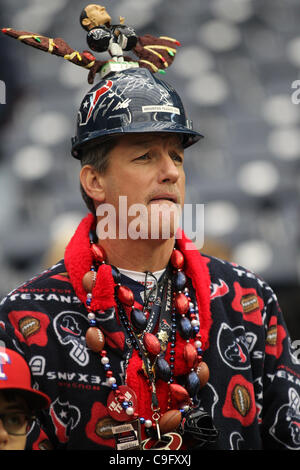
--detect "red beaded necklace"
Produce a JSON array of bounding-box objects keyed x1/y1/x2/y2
[{"x1": 82, "y1": 228, "x2": 210, "y2": 448}]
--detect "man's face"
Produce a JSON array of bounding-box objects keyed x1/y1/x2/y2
[
  {"x1": 84, "y1": 4, "x2": 111, "y2": 29},
  {"x1": 96, "y1": 133, "x2": 185, "y2": 241}
]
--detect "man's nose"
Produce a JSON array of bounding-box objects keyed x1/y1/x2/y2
[{"x1": 157, "y1": 154, "x2": 180, "y2": 184}]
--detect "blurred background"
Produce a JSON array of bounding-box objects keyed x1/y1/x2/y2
[{"x1": 0, "y1": 0, "x2": 299, "y2": 337}]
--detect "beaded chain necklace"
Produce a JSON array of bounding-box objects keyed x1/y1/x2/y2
[{"x1": 82, "y1": 229, "x2": 210, "y2": 450}]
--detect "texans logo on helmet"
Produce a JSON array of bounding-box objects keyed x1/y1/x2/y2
[{"x1": 78, "y1": 79, "x2": 113, "y2": 126}]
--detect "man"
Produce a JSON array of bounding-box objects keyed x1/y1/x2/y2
[{"x1": 0, "y1": 67, "x2": 300, "y2": 450}]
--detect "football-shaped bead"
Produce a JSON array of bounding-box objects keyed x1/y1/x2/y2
[
  {"x1": 183, "y1": 342, "x2": 198, "y2": 369},
  {"x1": 131, "y1": 308, "x2": 147, "y2": 331},
  {"x1": 171, "y1": 249, "x2": 184, "y2": 269},
  {"x1": 169, "y1": 384, "x2": 190, "y2": 405},
  {"x1": 195, "y1": 361, "x2": 210, "y2": 389},
  {"x1": 82, "y1": 271, "x2": 96, "y2": 293},
  {"x1": 91, "y1": 243, "x2": 106, "y2": 263},
  {"x1": 179, "y1": 316, "x2": 193, "y2": 340},
  {"x1": 159, "y1": 409, "x2": 182, "y2": 434},
  {"x1": 155, "y1": 356, "x2": 172, "y2": 382},
  {"x1": 174, "y1": 293, "x2": 189, "y2": 315},
  {"x1": 85, "y1": 327, "x2": 105, "y2": 352},
  {"x1": 117, "y1": 285, "x2": 134, "y2": 306},
  {"x1": 143, "y1": 333, "x2": 161, "y2": 356},
  {"x1": 186, "y1": 371, "x2": 200, "y2": 397},
  {"x1": 174, "y1": 271, "x2": 186, "y2": 291}
]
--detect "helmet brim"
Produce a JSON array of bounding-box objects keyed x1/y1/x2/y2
[{"x1": 72, "y1": 122, "x2": 203, "y2": 159}]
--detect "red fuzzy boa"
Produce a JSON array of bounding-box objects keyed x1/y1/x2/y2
[{"x1": 65, "y1": 213, "x2": 212, "y2": 422}]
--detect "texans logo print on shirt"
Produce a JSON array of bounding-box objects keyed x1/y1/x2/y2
[
  {"x1": 50, "y1": 397, "x2": 80, "y2": 443},
  {"x1": 210, "y1": 279, "x2": 229, "y2": 300},
  {"x1": 53, "y1": 311, "x2": 89, "y2": 366},
  {"x1": 270, "y1": 388, "x2": 300, "y2": 449},
  {"x1": 217, "y1": 323, "x2": 250, "y2": 370}
]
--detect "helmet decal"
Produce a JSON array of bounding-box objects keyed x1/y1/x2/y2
[{"x1": 78, "y1": 79, "x2": 113, "y2": 126}]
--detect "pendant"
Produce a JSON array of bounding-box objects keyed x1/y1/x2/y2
[
  {"x1": 107, "y1": 385, "x2": 138, "y2": 422},
  {"x1": 111, "y1": 419, "x2": 142, "y2": 451},
  {"x1": 141, "y1": 432, "x2": 182, "y2": 450}
]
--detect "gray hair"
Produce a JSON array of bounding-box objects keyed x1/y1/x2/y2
[{"x1": 80, "y1": 138, "x2": 117, "y2": 215}]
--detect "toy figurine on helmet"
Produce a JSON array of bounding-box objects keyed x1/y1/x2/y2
[
  {"x1": 2, "y1": 3, "x2": 204, "y2": 158},
  {"x1": 2, "y1": 4, "x2": 185, "y2": 83},
  {"x1": 79, "y1": 4, "x2": 138, "y2": 61}
]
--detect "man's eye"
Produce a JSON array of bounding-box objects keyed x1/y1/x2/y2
[
  {"x1": 171, "y1": 152, "x2": 183, "y2": 163},
  {"x1": 135, "y1": 153, "x2": 150, "y2": 161}
]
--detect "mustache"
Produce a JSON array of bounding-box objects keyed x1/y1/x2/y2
[{"x1": 147, "y1": 188, "x2": 182, "y2": 204}]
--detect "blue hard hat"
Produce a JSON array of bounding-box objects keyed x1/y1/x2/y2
[{"x1": 71, "y1": 67, "x2": 203, "y2": 159}]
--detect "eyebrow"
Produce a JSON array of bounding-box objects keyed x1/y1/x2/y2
[{"x1": 131, "y1": 137, "x2": 184, "y2": 151}]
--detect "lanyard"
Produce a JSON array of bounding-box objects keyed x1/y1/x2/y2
[{"x1": 118, "y1": 266, "x2": 174, "y2": 425}]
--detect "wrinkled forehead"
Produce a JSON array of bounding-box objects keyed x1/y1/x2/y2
[{"x1": 113, "y1": 132, "x2": 185, "y2": 150}]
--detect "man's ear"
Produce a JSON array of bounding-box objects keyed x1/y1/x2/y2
[{"x1": 80, "y1": 165, "x2": 106, "y2": 203}]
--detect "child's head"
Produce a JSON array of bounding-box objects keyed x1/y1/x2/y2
[{"x1": 0, "y1": 347, "x2": 51, "y2": 450}]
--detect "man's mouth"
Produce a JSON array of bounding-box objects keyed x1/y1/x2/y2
[{"x1": 149, "y1": 194, "x2": 178, "y2": 204}]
